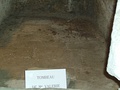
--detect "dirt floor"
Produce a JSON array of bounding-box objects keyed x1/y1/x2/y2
[{"x1": 0, "y1": 15, "x2": 119, "y2": 90}]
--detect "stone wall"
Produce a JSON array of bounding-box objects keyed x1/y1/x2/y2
[
  {"x1": 0, "y1": 0, "x2": 117, "y2": 40},
  {"x1": 0, "y1": 0, "x2": 12, "y2": 25},
  {"x1": 11, "y1": 0, "x2": 95, "y2": 19},
  {"x1": 11, "y1": 0, "x2": 68, "y2": 13},
  {"x1": 95, "y1": 0, "x2": 117, "y2": 40}
]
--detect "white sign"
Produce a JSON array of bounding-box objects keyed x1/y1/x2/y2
[{"x1": 25, "y1": 69, "x2": 67, "y2": 89}]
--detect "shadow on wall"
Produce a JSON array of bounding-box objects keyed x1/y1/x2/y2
[
  {"x1": 0, "y1": 0, "x2": 12, "y2": 25},
  {"x1": 102, "y1": 0, "x2": 119, "y2": 87},
  {"x1": 107, "y1": 1, "x2": 117, "y2": 43},
  {"x1": 95, "y1": 0, "x2": 117, "y2": 41},
  {"x1": 10, "y1": 0, "x2": 96, "y2": 18}
]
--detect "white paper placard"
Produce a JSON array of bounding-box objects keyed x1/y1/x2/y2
[{"x1": 25, "y1": 69, "x2": 67, "y2": 89}]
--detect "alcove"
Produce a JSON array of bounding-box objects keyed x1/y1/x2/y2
[{"x1": 0, "y1": 0, "x2": 118, "y2": 89}]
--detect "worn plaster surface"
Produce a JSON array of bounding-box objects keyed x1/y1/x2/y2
[
  {"x1": 0, "y1": 0, "x2": 11, "y2": 24},
  {"x1": 0, "y1": 16, "x2": 118, "y2": 90}
]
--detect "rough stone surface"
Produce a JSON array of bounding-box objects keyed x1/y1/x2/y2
[
  {"x1": 10, "y1": 0, "x2": 117, "y2": 40},
  {"x1": 0, "y1": 0, "x2": 11, "y2": 25},
  {"x1": 11, "y1": 0, "x2": 95, "y2": 18},
  {"x1": 95, "y1": 0, "x2": 117, "y2": 40},
  {"x1": 0, "y1": 0, "x2": 119, "y2": 90},
  {"x1": 0, "y1": 17, "x2": 118, "y2": 90},
  {"x1": 0, "y1": 0, "x2": 117, "y2": 40}
]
